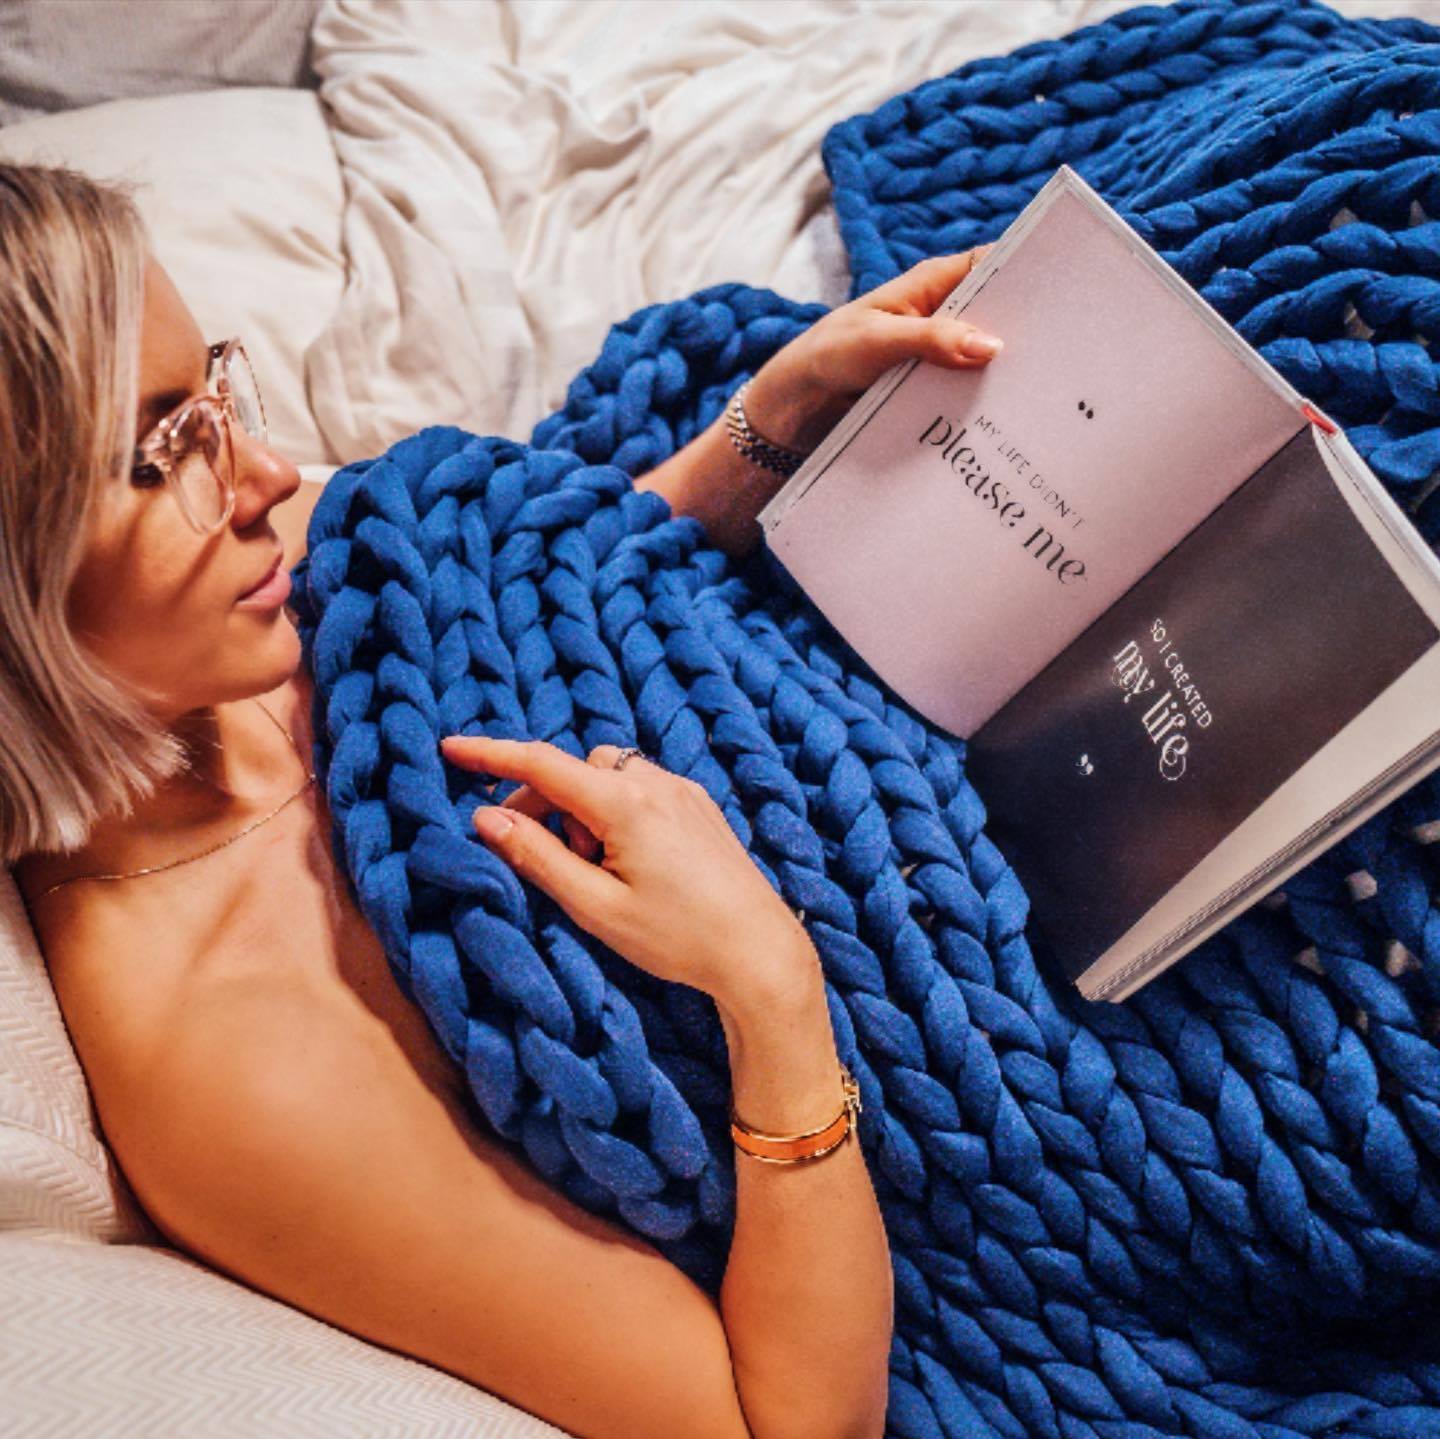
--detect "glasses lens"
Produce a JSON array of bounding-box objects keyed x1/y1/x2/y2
[
  {"x1": 170, "y1": 403, "x2": 229, "y2": 530},
  {"x1": 224, "y1": 345, "x2": 267, "y2": 444}
]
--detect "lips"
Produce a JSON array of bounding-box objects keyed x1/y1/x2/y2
[{"x1": 237, "y1": 548, "x2": 285, "y2": 603}]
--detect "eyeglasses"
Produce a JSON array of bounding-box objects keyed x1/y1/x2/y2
[{"x1": 130, "y1": 338, "x2": 268, "y2": 534}]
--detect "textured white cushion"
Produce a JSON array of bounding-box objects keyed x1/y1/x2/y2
[
  {"x1": 0, "y1": 1233, "x2": 569, "y2": 1437},
  {"x1": 0, "y1": 88, "x2": 346, "y2": 469},
  {"x1": 0, "y1": 869, "x2": 151, "y2": 1244}
]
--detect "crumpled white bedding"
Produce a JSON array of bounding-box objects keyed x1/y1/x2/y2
[
  {"x1": 304, "y1": 0, "x2": 1440, "y2": 466},
  {"x1": 303, "y1": 0, "x2": 1160, "y2": 463}
]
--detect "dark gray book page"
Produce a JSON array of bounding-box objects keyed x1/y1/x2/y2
[{"x1": 967, "y1": 427, "x2": 1439, "y2": 985}]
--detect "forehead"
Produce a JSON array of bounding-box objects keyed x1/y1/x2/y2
[{"x1": 138, "y1": 257, "x2": 207, "y2": 389}]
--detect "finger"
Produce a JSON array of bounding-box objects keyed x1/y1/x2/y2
[
  {"x1": 497, "y1": 781, "x2": 550, "y2": 822},
  {"x1": 471, "y1": 802, "x2": 625, "y2": 923},
  {"x1": 495, "y1": 781, "x2": 601, "y2": 858},
  {"x1": 562, "y1": 812, "x2": 603, "y2": 861},
  {"x1": 584, "y1": 744, "x2": 665, "y2": 860},
  {"x1": 586, "y1": 743, "x2": 662, "y2": 777},
  {"x1": 500, "y1": 744, "x2": 659, "y2": 819},
  {"x1": 447, "y1": 741, "x2": 653, "y2": 858},
  {"x1": 863, "y1": 247, "x2": 995, "y2": 315},
  {"x1": 441, "y1": 736, "x2": 613, "y2": 836},
  {"x1": 856, "y1": 311, "x2": 1003, "y2": 374}
]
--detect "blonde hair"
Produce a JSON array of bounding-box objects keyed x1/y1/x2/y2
[{"x1": 0, "y1": 162, "x2": 184, "y2": 861}]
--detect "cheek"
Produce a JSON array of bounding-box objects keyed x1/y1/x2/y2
[
  {"x1": 67, "y1": 497, "x2": 304, "y2": 709},
  {"x1": 66, "y1": 517, "x2": 228, "y2": 697}
]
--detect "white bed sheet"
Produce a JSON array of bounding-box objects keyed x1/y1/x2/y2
[
  {"x1": 304, "y1": 0, "x2": 1440, "y2": 468},
  {"x1": 303, "y1": 0, "x2": 1143, "y2": 462}
]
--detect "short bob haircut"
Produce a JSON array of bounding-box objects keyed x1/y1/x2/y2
[{"x1": 0, "y1": 162, "x2": 185, "y2": 862}]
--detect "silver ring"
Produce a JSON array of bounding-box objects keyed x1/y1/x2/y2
[{"x1": 613, "y1": 746, "x2": 646, "y2": 771}]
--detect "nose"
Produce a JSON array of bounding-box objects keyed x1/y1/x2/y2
[{"x1": 228, "y1": 421, "x2": 301, "y2": 531}]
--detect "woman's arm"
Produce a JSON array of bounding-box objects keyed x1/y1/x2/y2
[
  {"x1": 634, "y1": 412, "x2": 800, "y2": 560},
  {"x1": 715, "y1": 965, "x2": 893, "y2": 1438},
  {"x1": 97, "y1": 966, "x2": 761, "y2": 1439},
  {"x1": 441, "y1": 737, "x2": 893, "y2": 1436},
  {"x1": 636, "y1": 249, "x2": 1003, "y2": 560},
  {"x1": 95, "y1": 802, "x2": 882, "y2": 1438}
]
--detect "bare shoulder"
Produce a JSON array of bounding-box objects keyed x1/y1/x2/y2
[
  {"x1": 18, "y1": 658, "x2": 753, "y2": 1434},
  {"x1": 95, "y1": 951, "x2": 750, "y2": 1439}
]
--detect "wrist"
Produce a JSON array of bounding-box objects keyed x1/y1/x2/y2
[
  {"x1": 730, "y1": 1059, "x2": 861, "y2": 1163},
  {"x1": 715, "y1": 946, "x2": 847, "y2": 1138},
  {"x1": 712, "y1": 931, "x2": 826, "y2": 1032},
  {"x1": 742, "y1": 367, "x2": 852, "y2": 456}
]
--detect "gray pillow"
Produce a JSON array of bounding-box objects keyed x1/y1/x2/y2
[{"x1": 0, "y1": 0, "x2": 322, "y2": 125}]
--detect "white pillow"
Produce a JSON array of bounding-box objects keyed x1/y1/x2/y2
[
  {"x1": 0, "y1": 0, "x2": 322, "y2": 125},
  {"x1": 0, "y1": 1232, "x2": 572, "y2": 1436},
  {"x1": 0, "y1": 869, "x2": 153, "y2": 1243},
  {"x1": 0, "y1": 87, "x2": 345, "y2": 469}
]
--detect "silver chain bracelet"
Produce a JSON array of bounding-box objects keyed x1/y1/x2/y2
[{"x1": 724, "y1": 380, "x2": 810, "y2": 478}]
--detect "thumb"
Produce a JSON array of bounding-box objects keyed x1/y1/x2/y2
[
  {"x1": 865, "y1": 311, "x2": 1003, "y2": 371},
  {"x1": 472, "y1": 804, "x2": 623, "y2": 926}
]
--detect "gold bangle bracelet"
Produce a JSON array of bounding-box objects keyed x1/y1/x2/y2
[{"x1": 730, "y1": 1063, "x2": 862, "y2": 1164}]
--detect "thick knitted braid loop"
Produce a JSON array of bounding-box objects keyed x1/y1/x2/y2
[{"x1": 292, "y1": 3, "x2": 1440, "y2": 1435}]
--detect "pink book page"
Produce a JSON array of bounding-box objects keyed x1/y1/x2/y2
[{"x1": 762, "y1": 176, "x2": 1306, "y2": 738}]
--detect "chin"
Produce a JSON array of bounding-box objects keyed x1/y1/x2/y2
[
  {"x1": 131, "y1": 618, "x2": 308, "y2": 722},
  {"x1": 223, "y1": 611, "x2": 306, "y2": 703},
  {"x1": 259, "y1": 615, "x2": 305, "y2": 690}
]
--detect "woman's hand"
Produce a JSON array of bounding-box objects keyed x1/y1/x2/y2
[
  {"x1": 629, "y1": 246, "x2": 1003, "y2": 560},
  {"x1": 440, "y1": 735, "x2": 819, "y2": 1013},
  {"x1": 744, "y1": 246, "x2": 1003, "y2": 455}
]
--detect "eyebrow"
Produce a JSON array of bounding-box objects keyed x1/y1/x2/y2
[
  {"x1": 135, "y1": 387, "x2": 191, "y2": 437},
  {"x1": 135, "y1": 342, "x2": 213, "y2": 442}
]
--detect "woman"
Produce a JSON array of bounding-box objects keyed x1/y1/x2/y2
[{"x1": 5, "y1": 161, "x2": 1001, "y2": 1439}]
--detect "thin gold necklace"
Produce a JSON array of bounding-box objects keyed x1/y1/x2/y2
[{"x1": 35, "y1": 699, "x2": 316, "y2": 900}]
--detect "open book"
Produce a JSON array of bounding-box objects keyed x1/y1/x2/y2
[{"x1": 758, "y1": 165, "x2": 1440, "y2": 1002}]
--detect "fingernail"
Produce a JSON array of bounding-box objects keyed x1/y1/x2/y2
[
  {"x1": 962, "y1": 331, "x2": 1004, "y2": 358},
  {"x1": 443, "y1": 734, "x2": 494, "y2": 759},
  {"x1": 474, "y1": 806, "x2": 515, "y2": 839}
]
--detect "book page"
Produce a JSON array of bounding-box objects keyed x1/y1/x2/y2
[
  {"x1": 967, "y1": 424, "x2": 1440, "y2": 989},
  {"x1": 761, "y1": 170, "x2": 1304, "y2": 737},
  {"x1": 1086, "y1": 652, "x2": 1440, "y2": 1001},
  {"x1": 1080, "y1": 425, "x2": 1440, "y2": 1000}
]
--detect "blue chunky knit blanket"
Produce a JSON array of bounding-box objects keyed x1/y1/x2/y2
[{"x1": 292, "y1": 3, "x2": 1440, "y2": 1435}]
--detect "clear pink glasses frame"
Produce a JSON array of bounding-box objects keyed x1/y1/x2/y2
[{"x1": 129, "y1": 337, "x2": 268, "y2": 535}]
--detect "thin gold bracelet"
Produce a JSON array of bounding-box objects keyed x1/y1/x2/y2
[{"x1": 730, "y1": 1063, "x2": 862, "y2": 1164}]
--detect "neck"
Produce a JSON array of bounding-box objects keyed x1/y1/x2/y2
[{"x1": 167, "y1": 692, "x2": 300, "y2": 802}]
